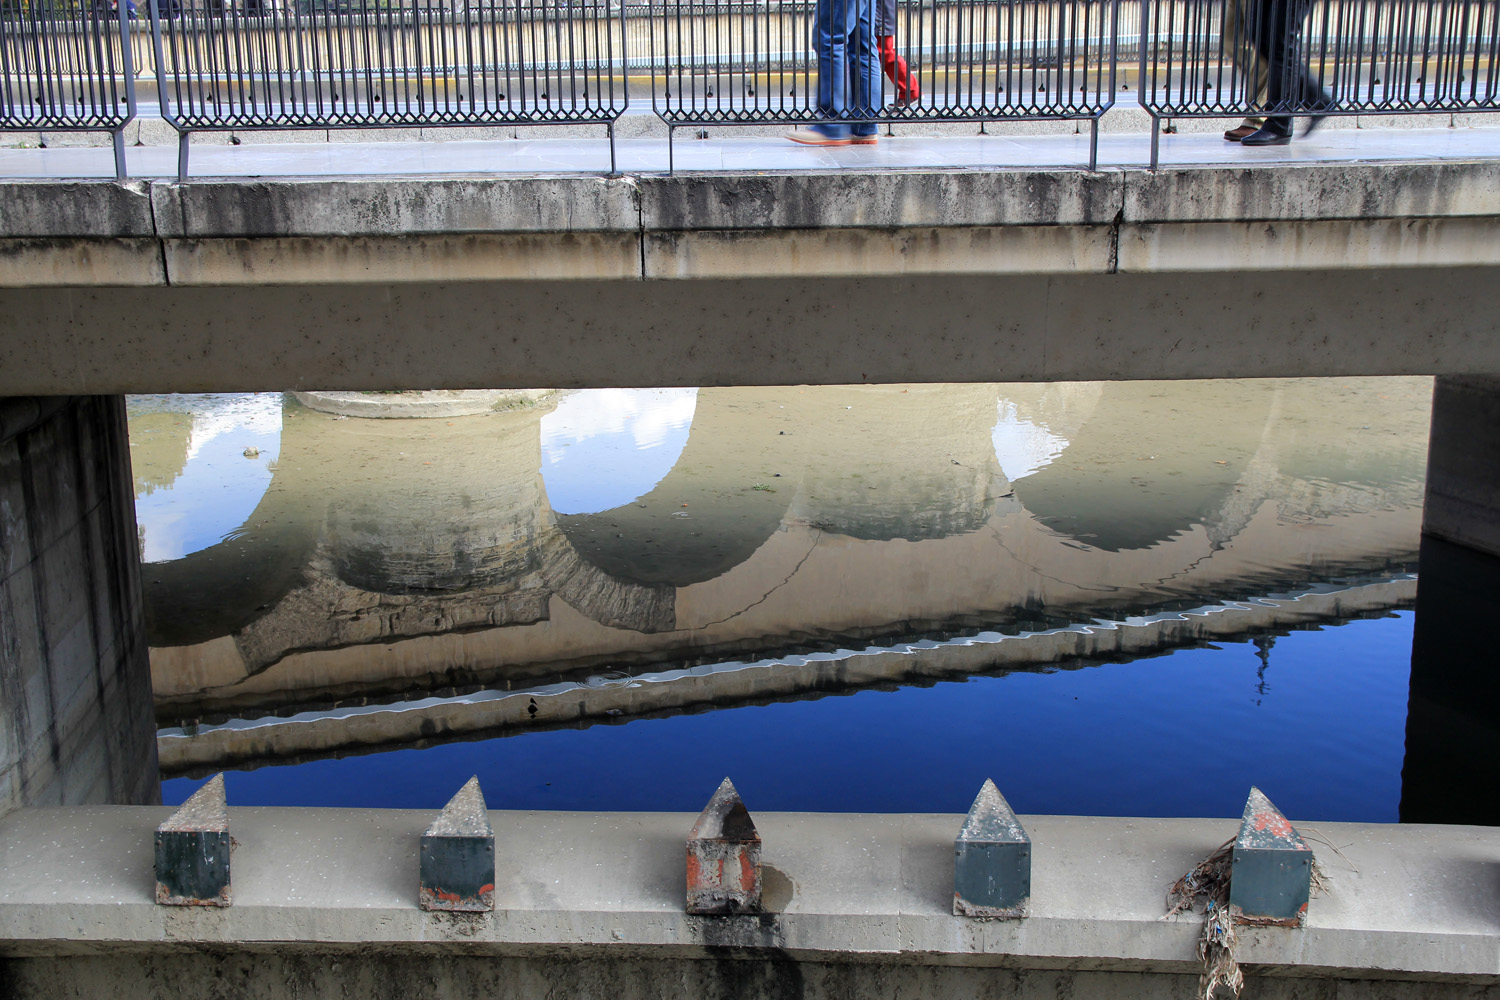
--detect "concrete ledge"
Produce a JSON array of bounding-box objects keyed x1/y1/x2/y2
[
  {"x1": 0, "y1": 806, "x2": 1495, "y2": 982},
  {"x1": 0, "y1": 181, "x2": 155, "y2": 238},
  {"x1": 1121, "y1": 160, "x2": 1500, "y2": 224},
  {"x1": 3, "y1": 160, "x2": 1498, "y2": 246},
  {"x1": 638, "y1": 170, "x2": 1124, "y2": 230},
  {"x1": 1119, "y1": 217, "x2": 1500, "y2": 272},
  {"x1": 0, "y1": 238, "x2": 165, "y2": 287},
  {"x1": 644, "y1": 225, "x2": 1113, "y2": 278},
  {"x1": 148, "y1": 176, "x2": 643, "y2": 238},
  {"x1": 160, "y1": 233, "x2": 642, "y2": 285}
]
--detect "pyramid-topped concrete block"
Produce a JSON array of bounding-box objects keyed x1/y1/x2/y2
[
  {"x1": 953, "y1": 779, "x2": 1030, "y2": 918},
  {"x1": 1229, "y1": 786, "x2": 1312, "y2": 926},
  {"x1": 686, "y1": 777, "x2": 761, "y2": 915},
  {"x1": 419, "y1": 776, "x2": 495, "y2": 912},
  {"x1": 155, "y1": 773, "x2": 231, "y2": 906}
]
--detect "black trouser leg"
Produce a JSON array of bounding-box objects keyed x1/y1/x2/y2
[{"x1": 1257, "y1": 0, "x2": 1329, "y2": 134}]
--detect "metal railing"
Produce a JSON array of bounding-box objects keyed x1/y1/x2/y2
[
  {"x1": 1140, "y1": 0, "x2": 1500, "y2": 164},
  {"x1": 146, "y1": 1, "x2": 629, "y2": 175},
  {"x1": 1, "y1": 0, "x2": 1498, "y2": 176},
  {"x1": 0, "y1": 3, "x2": 136, "y2": 177},
  {"x1": 646, "y1": 0, "x2": 1120, "y2": 168}
]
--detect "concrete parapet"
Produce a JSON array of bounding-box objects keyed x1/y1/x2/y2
[
  {"x1": 148, "y1": 176, "x2": 642, "y2": 239},
  {"x1": 0, "y1": 805, "x2": 1495, "y2": 997}
]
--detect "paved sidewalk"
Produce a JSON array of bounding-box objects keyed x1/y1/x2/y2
[{"x1": 0, "y1": 123, "x2": 1496, "y2": 178}]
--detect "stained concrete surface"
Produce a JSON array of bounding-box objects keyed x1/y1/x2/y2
[
  {"x1": 0, "y1": 397, "x2": 160, "y2": 820},
  {"x1": 0, "y1": 805, "x2": 1495, "y2": 998},
  {"x1": 0, "y1": 806, "x2": 1494, "y2": 971}
]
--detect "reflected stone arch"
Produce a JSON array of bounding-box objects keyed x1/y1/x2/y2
[
  {"x1": 790, "y1": 384, "x2": 1008, "y2": 542},
  {"x1": 146, "y1": 394, "x2": 684, "y2": 681},
  {"x1": 141, "y1": 395, "x2": 317, "y2": 649},
  {"x1": 550, "y1": 387, "x2": 793, "y2": 588},
  {"x1": 1008, "y1": 381, "x2": 1277, "y2": 551}
]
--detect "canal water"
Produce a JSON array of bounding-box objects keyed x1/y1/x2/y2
[{"x1": 130, "y1": 378, "x2": 1431, "y2": 821}]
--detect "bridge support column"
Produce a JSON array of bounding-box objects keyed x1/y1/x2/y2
[
  {"x1": 0, "y1": 395, "x2": 159, "y2": 820},
  {"x1": 1422, "y1": 375, "x2": 1500, "y2": 558},
  {"x1": 1401, "y1": 375, "x2": 1500, "y2": 824}
]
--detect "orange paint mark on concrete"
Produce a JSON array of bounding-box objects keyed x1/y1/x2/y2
[
  {"x1": 1252, "y1": 812, "x2": 1294, "y2": 839},
  {"x1": 738, "y1": 853, "x2": 757, "y2": 894}
]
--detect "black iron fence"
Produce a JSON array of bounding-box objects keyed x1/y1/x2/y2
[
  {"x1": 147, "y1": 2, "x2": 628, "y2": 175},
  {"x1": 1140, "y1": 0, "x2": 1500, "y2": 164},
  {"x1": 0, "y1": 3, "x2": 136, "y2": 177},
  {"x1": 645, "y1": 0, "x2": 1119, "y2": 168},
  {"x1": 1, "y1": 0, "x2": 1497, "y2": 176}
]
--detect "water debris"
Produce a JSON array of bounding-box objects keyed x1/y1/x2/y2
[
  {"x1": 1166, "y1": 838, "x2": 1240, "y2": 999},
  {"x1": 1165, "y1": 794, "x2": 1330, "y2": 1000}
]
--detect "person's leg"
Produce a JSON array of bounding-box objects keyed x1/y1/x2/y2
[
  {"x1": 848, "y1": 0, "x2": 881, "y2": 137},
  {"x1": 1223, "y1": 0, "x2": 1267, "y2": 139},
  {"x1": 1241, "y1": 0, "x2": 1293, "y2": 142},
  {"x1": 794, "y1": 0, "x2": 854, "y2": 141},
  {"x1": 881, "y1": 37, "x2": 917, "y2": 103},
  {"x1": 880, "y1": 36, "x2": 899, "y2": 91},
  {"x1": 1287, "y1": 0, "x2": 1332, "y2": 131}
]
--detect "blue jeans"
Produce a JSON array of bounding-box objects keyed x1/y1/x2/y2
[{"x1": 813, "y1": 0, "x2": 880, "y2": 137}]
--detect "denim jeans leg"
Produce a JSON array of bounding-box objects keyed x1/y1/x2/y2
[
  {"x1": 815, "y1": 0, "x2": 852, "y2": 136},
  {"x1": 848, "y1": 0, "x2": 881, "y2": 135}
]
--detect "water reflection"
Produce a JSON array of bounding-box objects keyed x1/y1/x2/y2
[
  {"x1": 131, "y1": 378, "x2": 1430, "y2": 795},
  {"x1": 128, "y1": 394, "x2": 282, "y2": 563},
  {"x1": 541, "y1": 387, "x2": 698, "y2": 515}
]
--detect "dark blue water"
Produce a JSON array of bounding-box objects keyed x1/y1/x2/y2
[{"x1": 165, "y1": 611, "x2": 1413, "y2": 821}]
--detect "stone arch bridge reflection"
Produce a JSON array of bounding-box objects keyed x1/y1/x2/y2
[{"x1": 141, "y1": 379, "x2": 1430, "y2": 766}]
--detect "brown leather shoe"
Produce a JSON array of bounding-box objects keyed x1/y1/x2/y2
[{"x1": 1223, "y1": 124, "x2": 1259, "y2": 141}]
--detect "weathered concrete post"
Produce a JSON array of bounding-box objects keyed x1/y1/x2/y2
[
  {"x1": 155, "y1": 773, "x2": 231, "y2": 906},
  {"x1": 419, "y1": 776, "x2": 495, "y2": 912},
  {"x1": 1228, "y1": 787, "x2": 1311, "y2": 925},
  {"x1": 953, "y1": 779, "x2": 1031, "y2": 918},
  {"x1": 0, "y1": 395, "x2": 159, "y2": 821},
  {"x1": 686, "y1": 777, "x2": 761, "y2": 915}
]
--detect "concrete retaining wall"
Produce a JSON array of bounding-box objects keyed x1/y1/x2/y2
[
  {"x1": 0, "y1": 396, "x2": 160, "y2": 819},
  {"x1": 0, "y1": 805, "x2": 1495, "y2": 998}
]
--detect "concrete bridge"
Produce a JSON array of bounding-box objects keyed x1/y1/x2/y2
[
  {"x1": 1, "y1": 154, "x2": 1499, "y2": 393},
  {"x1": 1, "y1": 137, "x2": 1499, "y2": 997}
]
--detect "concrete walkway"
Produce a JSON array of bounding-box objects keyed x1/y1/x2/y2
[{"x1": 1, "y1": 123, "x2": 1498, "y2": 179}]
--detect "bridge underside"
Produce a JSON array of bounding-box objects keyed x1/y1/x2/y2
[{"x1": 0, "y1": 266, "x2": 1497, "y2": 394}]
